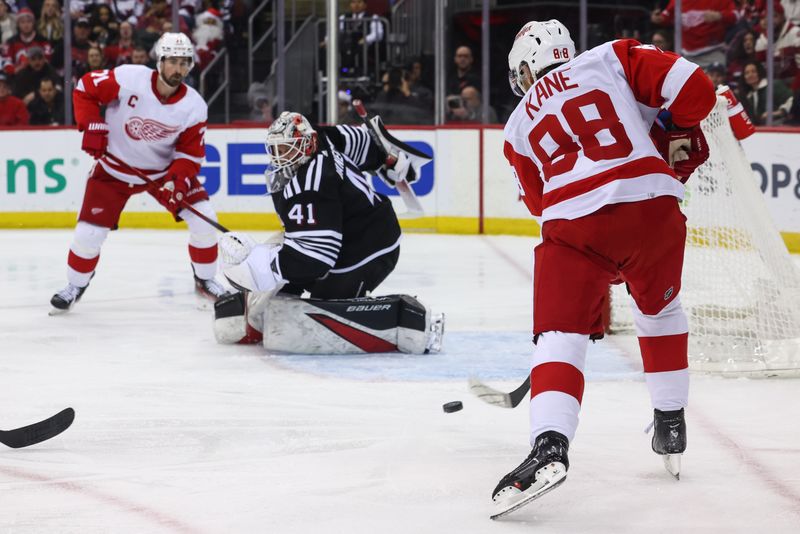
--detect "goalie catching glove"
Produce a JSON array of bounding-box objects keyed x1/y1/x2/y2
[
  {"x1": 369, "y1": 116, "x2": 432, "y2": 189},
  {"x1": 650, "y1": 110, "x2": 710, "y2": 183},
  {"x1": 219, "y1": 232, "x2": 285, "y2": 293}
]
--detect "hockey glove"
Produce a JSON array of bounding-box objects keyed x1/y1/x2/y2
[
  {"x1": 376, "y1": 151, "x2": 417, "y2": 188},
  {"x1": 650, "y1": 115, "x2": 709, "y2": 183},
  {"x1": 82, "y1": 122, "x2": 109, "y2": 159},
  {"x1": 155, "y1": 160, "x2": 195, "y2": 215},
  {"x1": 219, "y1": 232, "x2": 258, "y2": 266}
]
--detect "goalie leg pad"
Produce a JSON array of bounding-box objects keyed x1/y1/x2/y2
[
  {"x1": 260, "y1": 294, "x2": 442, "y2": 354},
  {"x1": 213, "y1": 291, "x2": 271, "y2": 344}
]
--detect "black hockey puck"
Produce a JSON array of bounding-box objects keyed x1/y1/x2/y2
[{"x1": 443, "y1": 401, "x2": 463, "y2": 413}]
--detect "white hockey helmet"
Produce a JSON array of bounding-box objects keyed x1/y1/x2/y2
[
  {"x1": 264, "y1": 111, "x2": 318, "y2": 193},
  {"x1": 508, "y1": 19, "x2": 575, "y2": 96},
  {"x1": 154, "y1": 32, "x2": 195, "y2": 74}
]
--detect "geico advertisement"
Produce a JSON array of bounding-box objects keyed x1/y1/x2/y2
[
  {"x1": 0, "y1": 128, "x2": 437, "y2": 213},
  {"x1": 742, "y1": 132, "x2": 800, "y2": 233}
]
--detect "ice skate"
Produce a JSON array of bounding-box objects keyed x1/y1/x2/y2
[
  {"x1": 651, "y1": 408, "x2": 686, "y2": 480},
  {"x1": 50, "y1": 281, "x2": 91, "y2": 314},
  {"x1": 491, "y1": 430, "x2": 569, "y2": 520},
  {"x1": 194, "y1": 275, "x2": 231, "y2": 302}
]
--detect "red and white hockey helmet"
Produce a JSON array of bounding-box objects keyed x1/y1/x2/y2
[
  {"x1": 508, "y1": 20, "x2": 575, "y2": 96},
  {"x1": 154, "y1": 32, "x2": 195, "y2": 73},
  {"x1": 264, "y1": 111, "x2": 318, "y2": 193}
]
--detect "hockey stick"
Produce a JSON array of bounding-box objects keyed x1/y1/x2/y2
[
  {"x1": 104, "y1": 152, "x2": 230, "y2": 233},
  {"x1": 468, "y1": 376, "x2": 530, "y2": 408},
  {"x1": 0, "y1": 407, "x2": 75, "y2": 448},
  {"x1": 351, "y1": 100, "x2": 425, "y2": 215}
]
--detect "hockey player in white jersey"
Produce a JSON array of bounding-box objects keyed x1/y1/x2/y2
[
  {"x1": 491, "y1": 20, "x2": 717, "y2": 518},
  {"x1": 50, "y1": 33, "x2": 228, "y2": 312},
  {"x1": 212, "y1": 111, "x2": 443, "y2": 355}
]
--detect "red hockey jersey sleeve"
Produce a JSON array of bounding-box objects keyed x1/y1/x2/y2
[
  {"x1": 171, "y1": 121, "x2": 207, "y2": 176},
  {"x1": 612, "y1": 39, "x2": 716, "y2": 128},
  {"x1": 73, "y1": 69, "x2": 121, "y2": 131},
  {"x1": 504, "y1": 140, "x2": 544, "y2": 218}
]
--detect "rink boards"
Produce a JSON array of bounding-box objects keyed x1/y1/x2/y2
[{"x1": 1, "y1": 125, "x2": 799, "y2": 250}]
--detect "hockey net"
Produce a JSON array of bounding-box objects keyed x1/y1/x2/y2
[{"x1": 608, "y1": 97, "x2": 800, "y2": 376}]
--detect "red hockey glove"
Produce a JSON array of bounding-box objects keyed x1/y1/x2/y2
[
  {"x1": 154, "y1": 161, "x2": 195, "y2": 215},
  {"x1": 650, "y1": 122, "x2": 709, "y2": 183},
  {"x1": 82, "y1": 122, "x2": 109, "y2": 159},
  {"x1": 671, "y1": 126, "x2": 709, "y2": 183}
]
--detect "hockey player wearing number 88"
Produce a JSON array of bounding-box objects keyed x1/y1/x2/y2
[
  {"x1": 50, "y1": 32, "x2": 229, "y2": 313},
  {"x1": 214, "y1": 111, "x2": 443, "y2": 354},
  {"x1": 491, "y1": 20, "x2": 717, "y2": 518}
]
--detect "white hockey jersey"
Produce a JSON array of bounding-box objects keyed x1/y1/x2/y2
[
  {"x1": 74, "y1": 65, "x2": 207, "y2": 184},
  {"x1": 503, "y1": 39, "x2": 716, "y2": 222}
]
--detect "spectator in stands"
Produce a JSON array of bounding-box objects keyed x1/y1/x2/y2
[
  {"x1": 447, "y1": 85, "x2": 497, "y2": 123},
  {"x1": 782, "y1": 0, "x2": 800, "y2": 24},
  {"x1": 86, "y1": 45, "x2": 106, "y2": 72},
  {"x1": 37, "y1": 0, "x2": 63, "y2": 42},
  {"x1": 90, "y1": 4, "x2": 119, "y2": 47},
  {"x1": 337, "y1": 89, "x2": 360, "y2": 125},
  {"x1": 738, "y1": 59, "x2": 794, "y2": 123},
  {"x1": 194, "y1": 6, "x2": 224, "y2": 71},
  {"x1": 109, "y1": 0, "x2": 145, "y2": 27},
  {"x1": 71, "y1": 17, "x2": 94, "y2": 78},
  {"x1": 69, "y1": 0, "x2": 97, "y2": 20},
  {"x1": 131, "y1": 45, "x2": 150, "y2": 66},
  {"x1": 104, "y1": 21, "x2": 135, "y2": 66},
  {"x1": 755, "y1": 3, "x2": 800, "y2": 88},
  {"x1": 0, "y1": 0, "x2": 17, "y2": 46},
  {"x1": 247, "y1": 81, "x2": 274, "y2": 123},
  {"x1": 137, "y1": 0, "x2": 170, "y2": 52},
  {"x1": 374, "y1": 66, "x2": 426, "y2": 124},
  {"x1": 651, "y1": 29, "x2": 673, "y2": 51},
  {"x1": 706, "y1": 61, "x2": 728, "y2": 86},
  {"x1": 12, "y1": 46, "x2": 59, "y2": 105},
  {"x1": 27, "y1": 75, "x2": 63, "y2": 125},
  {"x1": 0, "y1": 72, "x2": 28, "y2": 125},
  {"x1": 727, "y1": 29, "x2": 758, "y2": 87},
  {"x1": 338, "y1": 0, "x2": 384, "y2": 76},
  {"x1": 448, "y1": 45, "x2": 479, "y2": 95},
  {"x1": 4, "y1": 7, "x2": 53, "y2": 71},
  {"x1": 406, "y1": 57, "x2": 433, "y2": 110},
  {"x1": 651, "y1": 1, "x2": 738, "y2": 68}
]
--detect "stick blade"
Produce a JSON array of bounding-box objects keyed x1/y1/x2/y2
[
  {"x1": 468, "y1": 378, "x2": 514, "y2": 408},
  {"x1": 0, "y1": 407, "x2": 75, "y2": 449}
]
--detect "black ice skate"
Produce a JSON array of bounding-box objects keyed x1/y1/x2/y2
[
  {"x1": 651, "y1": 408, "x2": 686, "y2": 480},
  {"x1": 491, "y1": 430, "x2": 569, "y2": 520},
  {"x1": 194, "y1": 275, "x2": 231, "y2": 302},
  {"x1": 50, "y1": 282, "x2": 91, "y2": 314}
]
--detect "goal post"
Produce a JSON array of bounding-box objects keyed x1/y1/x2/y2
[{"x1": 608, "y1": 97, "x2": 800, "y2": 377}]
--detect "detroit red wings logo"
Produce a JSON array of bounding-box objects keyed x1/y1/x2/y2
[{"x1": 125, "y1": 117, "x2": 181, "y2": 142}]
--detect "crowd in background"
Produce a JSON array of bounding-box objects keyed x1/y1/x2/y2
[
  {"x1": 0, "y1": 0, "x2": 236, "y2": 126},
  {"x1": 1, "y1": 0, "x2": 800, "y2": 127}
]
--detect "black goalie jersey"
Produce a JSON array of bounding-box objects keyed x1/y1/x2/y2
[{"x1": 271, "y1": 124, "x2": 401, "y2": 288}]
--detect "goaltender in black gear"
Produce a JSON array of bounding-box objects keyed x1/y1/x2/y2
[{"x1": 213, "y1": 111, "x2": 444, "y2": 354}]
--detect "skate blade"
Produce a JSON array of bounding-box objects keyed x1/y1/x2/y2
[
  {"x1": 490, "y1": 462, "x2": 567, "y2": 520},
  {"x1": 663, "y1": 454, "x2": 681, "y2": 480},
  {"x1": 48, "y1": 307, "x2": 69, "y2": 316}
]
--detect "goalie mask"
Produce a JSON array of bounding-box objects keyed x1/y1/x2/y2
[
  {"x1": 154, "y1": 32, "x2": 195, "y2": 83},
  {"x1": 264, "y1": 111, "x2": 318, "y2": 193},
  {"x1": 508, "y1": 19, "x2": 575, "y2": 97}
]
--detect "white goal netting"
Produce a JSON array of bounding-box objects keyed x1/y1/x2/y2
[{"x1": 609, "y1": 97, "x2": 800, "y2": 376}]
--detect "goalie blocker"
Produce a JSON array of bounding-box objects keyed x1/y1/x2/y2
[{"x1": 214, "y1": 293, "x2": 444, "y2": 354}]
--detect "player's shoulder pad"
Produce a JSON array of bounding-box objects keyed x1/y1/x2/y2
[{"x1": 113, "y1": 64, "x2": 152, "y2": 85}]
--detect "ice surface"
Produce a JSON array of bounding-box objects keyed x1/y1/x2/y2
[{"x1": 1, "y1": 230, "x2": 799, "y2": 532}]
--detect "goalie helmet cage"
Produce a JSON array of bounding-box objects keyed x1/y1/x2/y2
[{"x1": 608, "y1": 97, "x2": 800, "y2": 377}]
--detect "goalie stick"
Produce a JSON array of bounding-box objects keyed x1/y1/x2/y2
[
  {"x1": 351, "y1": 99, "x2": 426, "y2": 215},
  {"x1": 468, "y1": 376, "x2": 530, "y2": 408},
  {"x1": 0, "y1": 407, "x2": 75, "y2": 448},
  {"x1": 104, "y1": 152, "x2": 231, "y2": 234}
]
